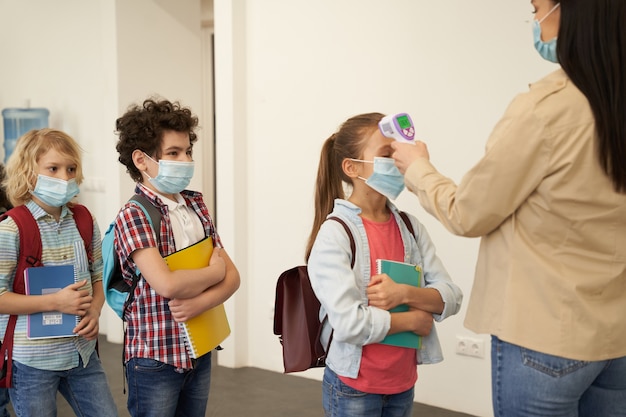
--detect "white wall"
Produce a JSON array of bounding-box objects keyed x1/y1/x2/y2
[
  {"x1": 0, "y1": 1, "x2": 559, "y2": 416},
  {"x1": 115, "y1": 0, "x2": 206, "y2": 207},
  {"x1": 0, "y1": 0, "x2": 123, "y2": 335},
  {"x1": 0, "y1": 0, "x2": 204, "y2": 222},
  {"x1": 0, "y1": 0, "x2": 119, "y2": 221}
]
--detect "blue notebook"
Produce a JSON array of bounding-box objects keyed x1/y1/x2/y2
[
  {"x1": 24, "y1": 265, "x2": 80, "y2": 339},
  {"x1": 376, "y1": 259, "x2": 422, "y2": 349}
]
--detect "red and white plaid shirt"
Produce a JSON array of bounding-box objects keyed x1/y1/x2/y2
[{"x1": 114, "y1": 183, "x2": 222, "y2": 369}]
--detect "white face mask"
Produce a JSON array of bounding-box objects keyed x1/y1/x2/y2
[
  {"x1": 533, "y1": 2, "x2": 560, "y2": 63},
  {"x1": 350, "y1": 157, "x2": 405, "y2": 200},
  {"x1": 31, "y1": 175, "x2": 80, "y2": 207},
  {"x1": 143, "y1": 153, "x2": 194, "y2": 194}
]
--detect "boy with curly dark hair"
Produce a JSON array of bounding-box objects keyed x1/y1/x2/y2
[{"x1": 113, "y1": 97, "x2": 240, "y2": 417}]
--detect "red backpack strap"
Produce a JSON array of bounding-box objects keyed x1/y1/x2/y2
[
  {"x1": 70, "y1": 204, "x2": 94, "y2": 264},
  {"x1": 0, "y1": 205, "x2": 42, "y2": 388},
  {"x1": 2, "y1": 206, "x2": 43, "y2": 294},
  {"x1": 0, "y1": 315, "x2": 17, "y2": 388}
]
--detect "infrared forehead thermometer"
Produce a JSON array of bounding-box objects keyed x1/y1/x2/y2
[{"x1": 379, "y1": 113, "x2": 415, "y2": 144}]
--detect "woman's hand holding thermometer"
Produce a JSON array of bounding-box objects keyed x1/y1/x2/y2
[{"x1": 386, "y1": 113, "x2": 430, "y2": 174}]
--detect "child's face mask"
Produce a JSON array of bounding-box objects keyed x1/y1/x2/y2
[
  {"x1": 31, "y1": 174, "x2": 80, "y2": 207},
  {"x1": 351, "y1": 157, "x2": 405, "y2": 200},
  {"x1": 143, "y1": 153, "x2": 194, "y2": 194}
]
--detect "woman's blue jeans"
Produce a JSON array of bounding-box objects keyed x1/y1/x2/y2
[
  {"x1": 492, "y1": 336, "x2": 626, "y2": 417},
  {"x1": 322, "y1": 367, "x2": 414, "y2": 417},
  {"x1": 9, "y1": 351, "x2": 117, "y2": 417},
  {"x1": 126, "y1": 352, "x2": 212, "y2": 417}
]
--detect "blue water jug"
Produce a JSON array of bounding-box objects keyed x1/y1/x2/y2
[{"x1": 2, "y1": 107, "x2": 50, "y2": 163}]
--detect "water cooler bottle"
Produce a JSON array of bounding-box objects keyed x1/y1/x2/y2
[{"x1": 2, "y1": 107, "x2": 50, "y2": 163}]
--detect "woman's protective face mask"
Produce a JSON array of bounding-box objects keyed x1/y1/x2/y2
[
  {"x1": 143, "y1": 153, "x2": 194, "y2": 194},
  {"x1": 31, "y1": 174, "x2": 80, "y2": 207},
  {"x1": 533, "y1": 3, "x2": 560, "y2": 63},
  {"x1": 351, "y1": 157, "x2": 405, "y2": 200}
]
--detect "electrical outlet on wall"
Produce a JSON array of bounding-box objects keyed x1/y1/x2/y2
[{"x1": 456, "y1": 335, "x2": 485, "y2": 358}]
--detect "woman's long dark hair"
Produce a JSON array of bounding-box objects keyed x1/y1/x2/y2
[{"x1": 557, "y1": 0, "x2": 626, "y2": 192}]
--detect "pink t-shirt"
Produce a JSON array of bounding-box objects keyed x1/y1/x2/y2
[{"x1": 339, "y1": 215, "x2": 417, "y2": 394}]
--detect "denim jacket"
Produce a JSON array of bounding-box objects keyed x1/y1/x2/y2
[{"x1": 307, "y1": 199, "x2": 462, "y2": 378}]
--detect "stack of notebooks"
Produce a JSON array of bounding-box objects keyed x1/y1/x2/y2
[
  {"x1": 164, "y1": 236, "x2": 231, "y2": 359},
  {"x1": 376, "y1": 259, "x2": 423, "y2": 349}
]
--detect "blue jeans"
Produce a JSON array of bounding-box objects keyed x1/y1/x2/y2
[
  {"x1": 322, "y1": 367, "x2": 414, "y2": 417},
  {"x1": 9, "y1": 351, "x2": 117, "y2": 417},
  {"x1": 492, "y1": 336, "x2": 626, "y2": 417},
  {"x1": 126, "y1": 352, "x2": 212, "y2": 417},
  {"x1": 0, "y1": 388, "x2": 9, "y2": 417}
]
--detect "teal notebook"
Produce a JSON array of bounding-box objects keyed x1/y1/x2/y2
[{"x1": 376, "y1": 259, "x2": 422, "y2": 349}]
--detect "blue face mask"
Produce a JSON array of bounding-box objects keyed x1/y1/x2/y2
[
  {"x1": 533, "y1": 3, "x2": 560, "y2": 63},
  {"x1": 31, "y1": 174, "x2": 80, "y2": 207},
  {"x1": 352, "y1": 157, "x2": 405, "y2": 200},
  {"x1": 144, "y1": 153, "x2": 194, "y2": 194}
]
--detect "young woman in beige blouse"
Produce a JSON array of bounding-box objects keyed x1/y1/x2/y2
[{"x1": 391, "y1": 1, "x2": 626, "y2": 416}]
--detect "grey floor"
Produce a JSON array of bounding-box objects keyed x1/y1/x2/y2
[{"x1": 9, "y1": 335, "x2": 476, "y2": 416}]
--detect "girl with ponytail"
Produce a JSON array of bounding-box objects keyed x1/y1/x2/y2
[{"x1": 306, "y1": 113, "x2": 462, "y2": 417}]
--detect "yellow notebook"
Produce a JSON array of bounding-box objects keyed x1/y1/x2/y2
[{"x1": 164, "y1": 236, "x2": 231, "y2": 358}]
